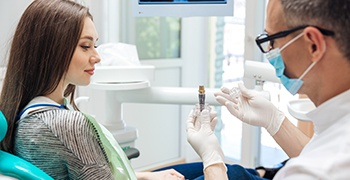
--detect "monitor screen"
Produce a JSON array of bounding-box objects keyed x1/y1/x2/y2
[
  {"x1": 139, "y1": 0, "x2": 227, "y2": 4},
  {"x1": 133, "y1": 0, "x2": 233, "y2": 17}
]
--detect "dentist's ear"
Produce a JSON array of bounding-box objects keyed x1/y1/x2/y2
[{"x1": 304, "y1": 26, "x2": 327, "y2": 62}]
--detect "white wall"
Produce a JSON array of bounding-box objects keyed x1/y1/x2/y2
[
  {"x1": 0, "y1": 0, "x2": 32, "y2": 66},
  {"x1": 77, "y1": 0, "x2": 120, "y2": 44}
]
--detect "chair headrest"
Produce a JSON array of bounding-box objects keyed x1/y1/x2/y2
[{"x1": 0, "y1": 111, "x2": 8, "y2": 142}]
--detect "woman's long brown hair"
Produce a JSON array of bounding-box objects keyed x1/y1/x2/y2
[{"x1": 0, "y1": 0, "x2": 92, "y2": 153}]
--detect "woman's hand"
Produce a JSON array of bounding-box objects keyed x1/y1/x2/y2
[{"x1": 136, "y1": 169, "x2": 185, "y2": 180}]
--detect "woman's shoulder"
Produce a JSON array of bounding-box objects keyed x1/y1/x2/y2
[
  {"x1": 20, "y1": 108, "x2": 83, "y2": 121},
  {"x1": 17, "y1": 109, "x2": 102, "y2": 154},
  {"x1": 18, "y1": 109, "x2": 94, "y2": 136},
  {"x1": 15, "y1": 109, "x2": 112, "y2": 179}
]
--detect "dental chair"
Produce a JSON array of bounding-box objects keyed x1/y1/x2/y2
[
  {"x1": 123, "y1": 146, "x2": 140, "y2": 160},
  {"x1": 0, "y1": 111, "x2": 139, "y2": 179},
  {"x1": 0, "y1": 111, "x2": 53, "y2": 180}
]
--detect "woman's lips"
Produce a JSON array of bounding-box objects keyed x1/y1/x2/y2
[{"x1": 85, "y1": 69, "x2": 95, "y2": 75}]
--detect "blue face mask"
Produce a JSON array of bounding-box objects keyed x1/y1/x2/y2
[{"x1": 266, "y1": 33, "x2": 317, "y2": 95}]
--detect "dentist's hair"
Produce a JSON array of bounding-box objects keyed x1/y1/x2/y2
[
  {"x1": 280, "y1": 0, "x2": 350, "y2": 60},
  {"x1": 0, "y1": 0, "x2": 92, "y2": 153}
]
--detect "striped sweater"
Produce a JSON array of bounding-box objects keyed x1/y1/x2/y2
[{"x1": 14, "y1": 109, "x2": 114, "y2": 179}]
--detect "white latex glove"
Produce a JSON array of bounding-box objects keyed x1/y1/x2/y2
[
  {"x1": 187, "y1": 109, "x2": 227, "y2": 171},
  {"x1": 214, "y1": 83, "x2": 285, "y2": 136}
]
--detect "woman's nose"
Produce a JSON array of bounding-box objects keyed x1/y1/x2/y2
[{"x1": 91, "y1": 51, "x2": 101, "y2": 64}]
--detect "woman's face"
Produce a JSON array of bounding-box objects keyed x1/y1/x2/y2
[{"x1": 66, "y1": 17, "x2": 100, "y2": 86}]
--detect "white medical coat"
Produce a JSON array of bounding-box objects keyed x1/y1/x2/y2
[{"x1": 274, "y1": 89, "x2": 350, "y2": 179}]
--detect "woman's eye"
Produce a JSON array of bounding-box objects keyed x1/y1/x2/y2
[{"x1": 81, "y1": 45, "x2": 90, "y2": 49}]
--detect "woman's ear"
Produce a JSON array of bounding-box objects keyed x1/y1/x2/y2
[{"x1": 304, "y1": 27, "x2": 327, "y2": 62}]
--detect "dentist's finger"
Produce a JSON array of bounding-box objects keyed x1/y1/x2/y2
[
  {"x1": 210, "y1": 117, "x2": 218, "y2": 131},
  {"x1": 215, "y1": 96, "x2": 226, "y2": 106},
  {"x1": 238, "y1": 83, "x2": 256, "y2": 98},
  {"x1": 209, "y1": 110, "x2": 217, "y2": 120},
  {"x1": 215, "y1": 90, "x2": 239, "y2": 102},
  {"x1": 214, "y1": 89, "x2": 230, "y2": 98},
  {"x1": 224, "y1": 101, "x2": 242, "y2": 120},
  {"x1": 215, "y1": 95, "x2": 239, "y2": 106},
  {"x1": 186, "y1": 109, "x2": 195, "y2": 131},
  {"x1": 221, "y1": 86, "x2": 232, "y2": 94}
]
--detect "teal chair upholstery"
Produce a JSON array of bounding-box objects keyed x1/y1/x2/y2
[{"x1": 0, "y1": 111, "x2": 54, "y2": 180}]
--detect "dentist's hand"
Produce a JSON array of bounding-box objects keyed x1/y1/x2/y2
[
  {"x1": 187, "y1": 109, "x2": 226, "y2": 171},
  {"x1": 214, "y1": 83, "x2": 285, "y2": 136}
]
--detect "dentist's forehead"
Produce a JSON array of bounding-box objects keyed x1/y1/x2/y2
[{"x1": 266, "y1": 0, "x2": 286, "y2": 33}]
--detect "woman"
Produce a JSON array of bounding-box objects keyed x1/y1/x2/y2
[{"x1": 0, "y1": 0, "x2": 184, "y2": 179}]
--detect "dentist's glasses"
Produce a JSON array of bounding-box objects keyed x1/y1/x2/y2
[{"x1": 255, "y1": 25, "x2": 335, "y2": 53}]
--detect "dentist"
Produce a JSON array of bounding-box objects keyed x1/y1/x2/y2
[{"x1": 189, "y1": 0, "x2": 350, "y2": 179}]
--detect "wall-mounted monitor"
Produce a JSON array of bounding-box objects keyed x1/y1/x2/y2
[{"x1": 132, "y1": 0, "x2": 234, "y2": 17}]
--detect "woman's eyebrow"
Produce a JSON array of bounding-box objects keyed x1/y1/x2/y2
[{"x1": 80, "y1": 35, "x2": 99, "y2": 42}]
